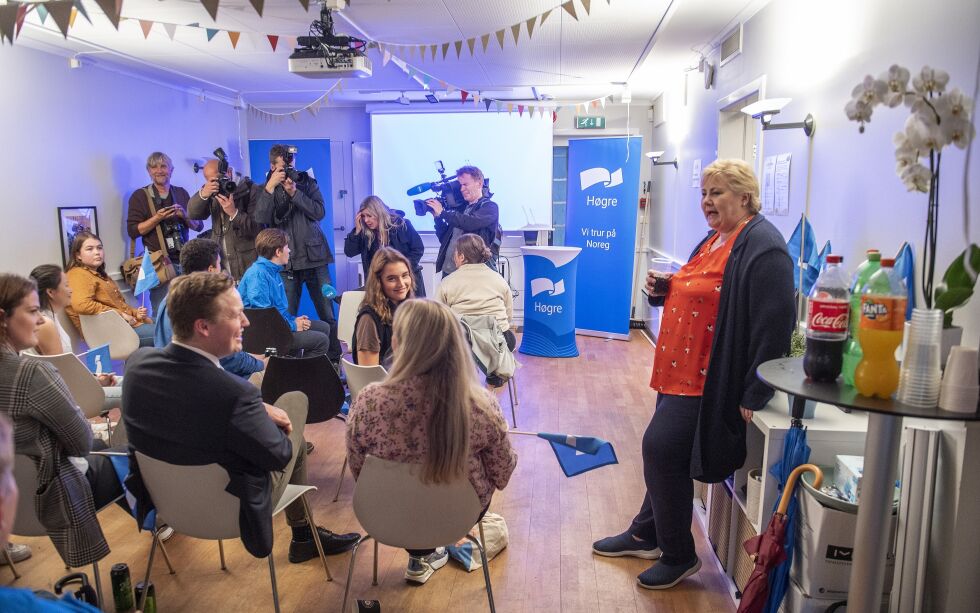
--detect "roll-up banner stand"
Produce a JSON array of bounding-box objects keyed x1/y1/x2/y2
[{"x1": 565, "y1": 137, "x2": 643, "y2": 339}]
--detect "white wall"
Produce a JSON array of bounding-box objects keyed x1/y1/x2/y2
[
  {"x1": 648, "y1": 0, "x2": 980, "y2": 348},
  {"x1": 0, "y1": 44, "x2": 243, "y2": 278}
]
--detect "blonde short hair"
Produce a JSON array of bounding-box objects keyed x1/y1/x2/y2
[
  {"x1": 146, "y1": 152, "x2": 173, "y2": 169},
  {"x1": 701, "y1": 159, "x2": 761, "y2": 213}
]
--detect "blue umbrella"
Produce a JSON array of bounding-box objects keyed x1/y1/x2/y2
[{"x1": 762, "y1": 420, "x2": 811, "y2": 613}]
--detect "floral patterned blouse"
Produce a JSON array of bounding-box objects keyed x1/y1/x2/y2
[
  {"x1": 650, "y1": 218, "x2": 752, "y2": 396},
  {"x1": 346, "y1": 378, "x2": 518, "y2": 507}
]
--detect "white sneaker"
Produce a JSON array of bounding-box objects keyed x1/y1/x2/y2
[
  {"x1": 3, "y1": 543, "x2": 32, "y2": 564},
  {"x1": 404, "y1": 548, "x2": 449, "y2": 584}
]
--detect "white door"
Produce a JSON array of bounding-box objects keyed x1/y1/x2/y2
[{"x1": 330, "y1": 140, "x2": 355, "y2": 292}]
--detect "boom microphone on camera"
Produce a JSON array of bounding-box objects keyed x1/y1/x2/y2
[{"x1": 406, "y1": 182, "x2": 434, "y2": 197}]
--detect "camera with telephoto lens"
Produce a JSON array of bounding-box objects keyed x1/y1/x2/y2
[
  {"x1": 213, "y1": 147, "x2": 237, "y2": 196},
  {"x1": 409, "y1": 160, "x2": 488, "y2": 216}
]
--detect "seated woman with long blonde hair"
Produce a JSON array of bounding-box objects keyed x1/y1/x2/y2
[{"x1": 346, "y1": 299, "x2": 517, "y2": 584}]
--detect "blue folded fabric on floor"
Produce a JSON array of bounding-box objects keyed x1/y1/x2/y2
[{"x1": 537, "y1": 433, "x2": 618, "y2": 477}]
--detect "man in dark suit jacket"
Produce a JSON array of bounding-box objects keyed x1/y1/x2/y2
[{"x1": 122, "y1": 272, "x2": 358, "y2": 560}]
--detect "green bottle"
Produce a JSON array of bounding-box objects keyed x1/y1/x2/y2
[{"x1": 842, "y1": 249, "x2": 881, "y2": 385}]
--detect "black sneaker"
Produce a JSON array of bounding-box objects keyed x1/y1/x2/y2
[
  {"x1": 592, "y1": 530, "x2": 662, "y2": 560},
  {"x1": 289, "y1": 527, "x2": 360, "y2": 562},
  {"x1": 306, "y1": 441, "x2": 316, "y2": 455},
  {"x1": 636, "y1": 557, "x2": 701, "y2": 590}
]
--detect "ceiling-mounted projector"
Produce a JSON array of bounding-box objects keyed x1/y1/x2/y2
[{"x1": 288, "y1": 3, "x2": 371, "y2": 79}]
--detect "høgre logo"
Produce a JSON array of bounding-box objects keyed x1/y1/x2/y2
[
  {"x1": 530, "y1": 278, "x2": 565, "y2": 298},
  {"x1": 579, "y1": 167, "x2": 623, "y2": 190}
]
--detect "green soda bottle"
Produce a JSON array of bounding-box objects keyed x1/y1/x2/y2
[{"x1": 842, "y1": 249, "x2": 881, "y2": 385}]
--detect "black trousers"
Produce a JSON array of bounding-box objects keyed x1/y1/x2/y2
[
  {"x1": 85, "y1": 441, "x2": 127, "y2": 511},
  {"x1": 281, "y1": 266, "x2": 342, "y2": 361},
  {"x1": 628, "y1": 393, "x2": 700, "y2": 566}
]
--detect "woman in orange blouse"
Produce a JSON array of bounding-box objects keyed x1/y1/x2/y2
[
  {"x1": 65, "y1": 231, "x2": 155, "y2": 347},
  {"x1": 592, "y1": 159, "x2": 795, "y2": 590}
]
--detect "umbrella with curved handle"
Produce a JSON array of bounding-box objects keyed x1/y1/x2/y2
[{"x1": 737, "y1": 464, "x2": 823, "y2": 613}]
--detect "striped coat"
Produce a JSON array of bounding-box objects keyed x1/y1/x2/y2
[{"x1": 0, "y1": 350, "x2": 110, "y2": 567}]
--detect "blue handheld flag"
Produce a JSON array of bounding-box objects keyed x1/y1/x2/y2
[
  {"x1": 536, "y1": 432, "x2": 619, "y2": 477},
  {"x1": 107, "y1": 454, "x2": 157, "y2": 531},
  {"x1": 134, "y1": 249, "x2": 161, "y2": 296},
  {"x1": 894, "y1": 242, "x2": 916, "y2": 319},
  {"x1": 786, "y1": 215, "x2": 817, "y2": 294}
]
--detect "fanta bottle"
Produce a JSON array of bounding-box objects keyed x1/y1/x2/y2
[{"x1": 854, "y1": 258, "x2": 907, "y2": 398}]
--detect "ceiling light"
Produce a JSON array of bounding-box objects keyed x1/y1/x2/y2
[{"x1": 397, "y1": 92, "x2": 410, "y2": 105}]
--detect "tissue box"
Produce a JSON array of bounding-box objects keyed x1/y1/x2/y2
[{"x1": 834, "y1": 455, "x2": 863, "y2": 504}]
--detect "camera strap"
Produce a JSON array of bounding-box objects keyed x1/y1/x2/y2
[{"x1": 144, "y1": 186, "x2": 173, "y2": 257}]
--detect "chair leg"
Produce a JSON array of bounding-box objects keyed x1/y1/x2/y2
[
  {"x1": 510, "y1": 374, "x2": 519, "y2": 406},
  {"x1": 372, "y1": 540, "x2": 379, "y2": 586},
  {"x1": 340, "y1": 535, "x2": 372, "y2": 613},
  {"x1": 138, "y1": 529, "x2": 160, "y2": 612},
  {"x1": 507, "y1": 379, "x2": 517, "y2": 427},
  {"x1": 333, "y1": 457, "x2": 348, "y2": 502},
  {"x1": 466, "y1": 522, "x2": 496, "y2": 613},
  {"x1": 91, "y1": 561, "x2": 104, "y2": 610},
  {"x1": 300, "y1": 495, "x2": 332, "y2": 582},
  {"x1": 158, "y1": 537, "x2": 175, "y2": 575},
  {"x1": 104, "y1": 415, "x2": 113, "y2": 446},
  {"x1": 218, "y1": 539, "x2": 227, "y2": 570},
  {"x1": 268, "y1": 554, "x2": 281, "y2": 613},
  {"x1": 3, "y1": 547, "x2": 20, "y2": 580}
]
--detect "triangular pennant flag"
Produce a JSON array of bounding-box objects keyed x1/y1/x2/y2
[
  {"x1": 94, "y1": 0, "x2": 121, "y2": 29},
  {"x1": 201, "y1": 0, "x2": 220, "y2": 21},
  {"x1": 461, "y1": 90, "x2": 469, "y2": 103},
  {"x1": 495, "y1": 29, "x2": 505, "y2": 49},
  {"x1": 422, "y1": 75, "x2": 431, "y2": 87},
  {"x1": 540, "y1": 8, "x2": 554, "y2": 27},
  {"x1": 291, "y1": 112, "x2": 299, "y2": 122},
  {"x1": 36, "y1": 4, "x2": 49, "y2": 24},
  {"x1": 267, "y1": 34, "x2": 279, "y2": 51},
  {"x1": 307, "y1": 106, "x2": 317, "y2": 118},
  {"x1": 527, "y1": 105, "x2": 534, "y2": 118},
  {"x1": 15, "y1": 2, "x2": 28, "y2": 37},
  {"x1": 0, "y1": 3, "x2": 18, "y2": 44},
  {"x1": 511, "y1": 23, "x2": 521, "y2": 44},
  {"x1": 484, "y1": 98, "x2": 492, "y2": 111},
  {"x1": 47, "y1": 1, "x2": 75, "y2": 38},
  {"x1": 553, "y1": 111, "x2": 558, "y2": 123},
  {"x1": 467, "y1": 37, "x2": 475, "y2": 55},
  {"x1": 68, "y1": 8, "x2": 78, "y2": 30},
  {"x1": 495, "y1": 101, "x2": 502, "y2": 112},
  {"x1": 298, "y1": 0, "x2": 310, "y2": 10},
  {"x1": 206, "y1": 28, "x2": 219, "y2": 41},
  {"x1": 441, "y1": 42, "x2": 449, "y2": 59},
  {"x1": 562, "y1": 1, "x2": 578, "y2": 21},
  {"x1": 526, "y1": 16, "x2": 537, "y2": 38},
  {"x1": 600, "y1": 96, "x2": 606, "y2": 109},
  {"x1": 418, "y1": 45, "x2": 426, "y2": 60},
  {"x1": 382, "y1": 48, "x2": 391, "y2": 66},
  {"x1": 582, "y1": 0, "x2": 592, "y2": 15},
  {"x1": 507, "y1": 103, "x2": 513, "y2": 114},
  {"x1": 480, "y1": 33, "x2": 490, "y2": 52},
  {"x1": 518, "y1": 104, "x2": 524, "y2": 116},
  {"x1": 228, "y1": 31, "x2": 241, "y2": 48},
  {"x1": 138, "y1": 20, "x2": 153, "y2": 39},
  {"x1": 454, "y1": 40, "x2": 462, "y2": 58},
  {"x1": 163, "y1": 23, "x2": 177, "y2": 40},
  {"x1": 249, "y1": 0, "x2": 265, "y2": 17},
  {"x1": 473, "y1": 93, "x2": 480, "y2": 106},
  {"x1": 73, "y1": 1, "x2": 92, "y2": 24},
  {"x1": 429, "y1": 44, "x2": 437, "y2": 59},
  {"x1": 446, "y1": 84, "x2": 456, "y2": 95},
  {"x1": 591, "y1": 100, "x2": 599, "y2": 109}
]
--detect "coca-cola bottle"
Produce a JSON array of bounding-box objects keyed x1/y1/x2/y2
[{"x1": 804, "y1": 254, "x2": 850, "y2": 382}]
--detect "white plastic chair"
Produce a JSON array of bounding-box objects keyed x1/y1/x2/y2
[
  {"x1": 333, "y1": 359, "x2": 387, "y2": 501},
  {"x1": 337, "y1": 291, "x2": 366, "y2": 352},
  {"x1": 133, "y1": 450, "x2": 333, "y2": 613},
  {"x1": 30, "y1": 352, "x2": 123, "y2": 445},
  {"x1": 79, "y1": 312, "x2": 139, "y2": 361},
  {"x1": 56, "y1": 308, "x2": 87, "y2": 353},
  {"x1": 341, "y1": 455, "x2": 495, "y2": 612}
]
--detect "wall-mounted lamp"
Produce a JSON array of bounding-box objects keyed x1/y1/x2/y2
[
  {"x1": 396, "y1": 92, "x2": 411, "y2": 105},
  {"x1": 645, "y1": 150, "x2": 678, "y2": 169},
  {"x1": 741, "y1": 97, "x2": 815, "y2": 136}
]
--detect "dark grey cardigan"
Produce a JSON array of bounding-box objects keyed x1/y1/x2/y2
[{"x1": 650, "y1": 215, "x2": 795, "y2": 482}]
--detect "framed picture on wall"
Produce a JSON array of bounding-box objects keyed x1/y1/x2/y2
[{"x1": 57, "y1": 206, "x2": 99, "y2": 267}]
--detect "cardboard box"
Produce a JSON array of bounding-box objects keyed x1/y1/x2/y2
[
  {"x1": 779, "y1": 578, "x2": 889, "y2": 613},
  {"x1": 790, "y1": 486, "x2": 896, "y2": 598},
  {"x1": 834, "y1": 455, "x2": 864, "y2": 503}
]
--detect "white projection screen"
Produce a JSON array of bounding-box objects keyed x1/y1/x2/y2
[{"x1": 370, "y1": 111, "x2": 553, "y2": 232}]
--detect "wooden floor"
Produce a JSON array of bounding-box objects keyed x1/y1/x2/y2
[{"x1": 5, "y1": 332, "x2": 735, "y2": 612}]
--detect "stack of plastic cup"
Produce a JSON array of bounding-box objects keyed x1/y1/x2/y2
[
  {"x1": 897, "y1": 309, "x2": 943, "y2": 407},
  {"x1": 939, "y1": 346, "x2": 980, "y2": 414}
]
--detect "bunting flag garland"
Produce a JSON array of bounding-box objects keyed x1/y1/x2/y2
[
  {"x1": 511, "y1": 22, "x2": 520, "y2": 44},
  {"x1": 0, "y1": 2, "x2": 19, "y2": 44},
  {"x1": 526, "y1": 16, "x2": 537, "y2": 38},
  {"x1": 205, "y1": 28, "x2": 219, "y2": 41},
  {"x1": 201, "y1": 0, "x2": 220, "y2": 21},
  {"x1": 495, "y1": 28, "x2": 505, "y2": 49},
  {"x1": 68, "y1": 7, "x2": 78, "y2": 29},
  {"x1": 228, "y1": 30, "x2": 240, "y2": 48},
  {"x1": 72, "y1": 0, "x2": 91, "y2": 25},
  {"x1": 562, "y1": 1, "x2": 578, "y2": 21},
  {"x1": 484, "y1": 98, "x2": 492, "y2": 111},
  {"x1": 466, "y1": 37, "x2": 475, "y2": 55},
  {"x1": 480, "y1": 33, "x2": 490, "y2": 52},
  {"x1": 35, "y1": 3, "x2": 47, "y2": 24},
  {"x1": 163, "y1": 22, "x2": 177, "y2": 40},
  {"x1": 518, "y1": 104, "x2": 524, "y2": 116},
  {"x1": 540, "y1": 8, "x2": 553, "y2": 26},
  {"x1": 267, "y1": 34, "x2": 278, "y2": 51},
  {"x1": 453, "y1": 39, "x2": 462, "y2": 58},
  {"x1": 581, "y1": 0, "x2": 592, "y2": 15},
  {"x1": 94, "y1": 0, "x2": 121, "y2": 29},
  {"x1": 47, "y1": 0, "x2": 74, "y2": 38},
  {"x1": 460, "y1": 90, "x2": 469, "y2": 103},
  {"x1": 249, "y1": 0, "x2": 265, "y2": 17},
  {"x1": 440, "y1": 41, "x2": 449, "y2": 59},
  {"x1": 138, "y1": 19, "x2": 153, "y2": 38}
]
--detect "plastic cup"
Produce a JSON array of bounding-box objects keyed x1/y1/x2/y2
[
  {"x1": 648, "y1": 257, "x2": 674, "y2": 295},
  {"x1": 943, "y1": 346, "x2": 979, "y2": 387},
  {"x1": 938, "y1": 383, "x2": 979, "y2": 413}
]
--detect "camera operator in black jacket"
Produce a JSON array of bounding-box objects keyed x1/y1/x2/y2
[
  {"x1": 425, "y1": 165, "x2": 500, "y2": 276},
  {"x1": 253, "y1": 144, "x2": 341, "y2": 361},
  {"x1": 188, "y1": 158, "x2": 260, "y2": 281}
]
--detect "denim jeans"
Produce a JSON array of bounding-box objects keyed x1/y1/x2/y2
[
  {"x1": 133, "y1": 323, "x2": 155, "y2": 348},
  {"x1": 281, "y1": 265, "x2": 341, "y2": 360}
]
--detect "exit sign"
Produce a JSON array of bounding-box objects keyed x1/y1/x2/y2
[{"x1": 575, "y1": 116, "x2": 606, "y2": 129}]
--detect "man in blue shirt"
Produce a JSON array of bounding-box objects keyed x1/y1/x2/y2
[
  {"x1": 154, "y1": 238, "x2": 266, "y2": 379},
  {"x1": 238, "y1": 229, "x2": 331, "y2": 358}
]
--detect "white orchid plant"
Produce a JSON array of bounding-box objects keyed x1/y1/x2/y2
[{"x1": 846, "y1": 65, "x2": 977, "y2": 324}]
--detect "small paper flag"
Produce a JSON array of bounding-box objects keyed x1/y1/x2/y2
[
  {"x1": 467, "y1": 37, "x2": 475, "y2": 55},
  {"x1": 206, "y1": 28, "x2": 219, "y2": 41},
  {"x1": 201, "y1": 0, "x2": 220, "y2": 21},
  {"x1": 480, "y1": 33, "x2": 490, "y2": 52},
  {"x1": 582, "y1": 0, "x2": 592, "y2": 15},
  {"x1": 228, "y1": 31, "x2": 241, "y2": 48},
  {"x1": 267, "y1": 34, "x2": 279, "y2": 51},
  {"x1": 454, "y1": 40, "x2": 462, "y2": 58},
  {"x1": 47, "y1": 1, "x2": 74, "y2": 38},
  {"x1": 441, "y1": 42, "x2": 449, "y2": 59},
  {"x1": 540, "y1": 8, "x2": 553, "y2": 26},
  {"x1": 562, "y1": 1, "x2": 578, "y2": 21},
  {"x1": 249, "y1": 0, "x2": 265, "y2": 17},
  {"x1": 511, "y1": 23, "x2": 521, "y2": 44},
  {"x1": 461, "y1": 90, "x2": 469, "y2": 103},
  {"x1": 526, "y1": 16, "x2": 537, "y2": 38},
  {"x1": 163, "y1": 23, "x2": 177, "y2": 40},
  {"x1": 139, "y1": 19, "x2": 154, "y2": 39},
  {"x1": 495, "y1": 29, "x2": 505, "y2": 49}
]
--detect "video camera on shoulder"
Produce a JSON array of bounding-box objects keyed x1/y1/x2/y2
[
  {"x1": 213, "y1": 147, "x2": 237, "y2": 196},
  {"x1": 407, "y1": 160, "x2": 489, "y2": 216}
]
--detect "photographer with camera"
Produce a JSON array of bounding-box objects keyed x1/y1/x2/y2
[
  {"x1": 127, "y1": 152, "x2": 204, "y2": 313},
  {"x1": 253, "y1": 144, "x2": 341, "y2": 362},
  {"x1": 425, "y1": 165, "x2": 500, "y2": 276},
  {"x1": 188, "y1": 149, "x2": 260, "y2": 281}
]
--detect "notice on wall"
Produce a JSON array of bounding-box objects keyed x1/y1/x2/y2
[
  {"x1": 761, "y1": 155, "x2": 776, "y2": 215},
  {"x1": 774, "y1": 153, "x2": 792, "y2": 215},
  {"x1": 691, "y1": 158, "x2": 702, "y2": 188}
]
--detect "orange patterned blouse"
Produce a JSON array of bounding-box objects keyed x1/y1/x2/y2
[{"x1": 650, "y1": 219, "x2": 752, "y2": 396}]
